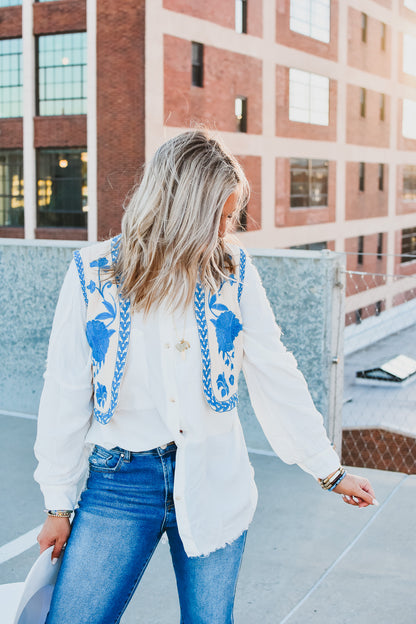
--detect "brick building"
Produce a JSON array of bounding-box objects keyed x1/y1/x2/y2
[{"x1": 1, "y1": 0, "x2": 416, "y2": 321}]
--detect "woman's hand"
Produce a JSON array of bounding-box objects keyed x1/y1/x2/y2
[
  {"x1": 333, "y1": 472, "x2": 379, "y2": 508},
  {"x1": 37, "y1": 516, "x2": 72, "y2": 562}
]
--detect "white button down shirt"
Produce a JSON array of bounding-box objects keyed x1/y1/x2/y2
[{"x1": 34, "y1": 253, "x2": 340, "y2": 557}]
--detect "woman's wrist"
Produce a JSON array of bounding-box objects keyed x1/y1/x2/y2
[{"x1": 318, "y1": 466, "x2": 346, "y2": 491}]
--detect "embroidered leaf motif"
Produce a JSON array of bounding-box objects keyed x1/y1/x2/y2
[
  {"x1": 229, "y1": 374, "x2": 235, "y2": 386},
  {"x1": 87, "y1": 280, "x2": 96, "y2": 294},
  {"x1": 96, "y1": 382, "x2": 107, "y2": 407},
  {"x1": 90, "y1": 257, "x2": 109, "y2": 269},
  {"x1": 86, "y1": 320, "x2": 115, "y2": 367},
  {"x1": 95, "y1": 312, "x2": 114, "y2": 321},
  {"x1": 211, "y1": 303, "x2": 228, "y2": 312},
  {"x1": 102, "y1": 299, "x2": 116, "y2": 317},
  {"x1": 216, "y1": 372, "x2": 229, "y2": 397}
]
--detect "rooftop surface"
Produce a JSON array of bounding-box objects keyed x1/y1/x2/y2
[{"x1": 0, "y1": 410, "x2": 414, "y2": 624}]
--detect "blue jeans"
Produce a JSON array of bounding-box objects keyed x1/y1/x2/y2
[{"x1": 46, "y1": 442, "x2": 247, "y2": 624}]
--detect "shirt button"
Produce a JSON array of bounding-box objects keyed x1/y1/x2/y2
[
  {"x1": 175, "y1": 495, "x2": 182, "y2": 501},
  {"x1": 169, "y1": 398, "x2": 176, "y2": 403},
  {"x1": 164, "y1": 343, "x2": 171, "y2": 349}
]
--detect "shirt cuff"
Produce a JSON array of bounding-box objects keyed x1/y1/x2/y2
[
  {"x1": 297, "y1": 445, "x2": 341, "y2": 481},
  {"x1": 40, "y1": 484, "x2": 80, "y2": 511}
]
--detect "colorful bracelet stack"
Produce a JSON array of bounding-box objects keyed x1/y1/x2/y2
[
  {"x1": 45, "y1": 509, "x2": 73, "y2": 518},
  {"x1": 319, "y1": 467, "x2": 347, "y2": 492}
]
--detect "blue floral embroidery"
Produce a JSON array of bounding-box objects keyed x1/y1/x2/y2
[
  {"x1": 216, "y1": 372, "x2": 229, "y2": 398},
  {"x1": 86, "y1": 319, "x2": 115, "y2": 367},
  {"x1": 210, "y1": 309, "x2": 242, "y2": 366},
  {"x1": 86, "y1": 254, "x2": 118, "y2": 371},
  {"x1": 95, "y1": 382, "x2": 107, "y2": 407}
]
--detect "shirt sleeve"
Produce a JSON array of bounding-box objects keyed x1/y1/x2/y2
[
  {"x1": 33, "y1": 258, "x2": 94, "y2": 510},
  {"x1": 240, "y1": 254, "x2": 340, "y2": 480}
]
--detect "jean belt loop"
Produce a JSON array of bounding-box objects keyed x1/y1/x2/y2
[{"x1": 123, "y1": 449, "x2": 131, "y2": 462}]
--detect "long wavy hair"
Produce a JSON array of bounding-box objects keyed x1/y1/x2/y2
[{"x1": 112, "y1": 129, "x2": 250, "y2": 314}]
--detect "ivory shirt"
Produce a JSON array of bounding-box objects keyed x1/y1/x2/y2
[{"x1": 34, "y1": 252, "x2": 340, "y2": 557}]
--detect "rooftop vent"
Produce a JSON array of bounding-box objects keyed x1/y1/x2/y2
[{"x1": 356, "y1": 355, "x2": 416, "y2": 387}]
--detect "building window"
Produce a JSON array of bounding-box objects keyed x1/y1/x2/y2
[
  {"x1": 360, "y1": 88, "x2": 366, "y2": 117},
  {"x1": 235, "y1": 0, "x2": 247, "y2": 34},
  {"x1": 378, "y1": 164, "x2": 384, "y2": 191},
  {"x1": 37, "y1": 149, "x2": 88, "y2": 228},
  {"x1": 375, "y1": 301, "x2": 382, "y2": 316},
  {"x1": 0, "y1": 150, "x2": 24, "y2": 227},
  {"x1": 289, "y1": 68, "x2": 329, "y2": 126},
  {"x1": 357, "y1": 235, "x2": 364, "y2": 265},
  {"x1": 355, "y1": 308, "x2": 362, "y2": 324},
  {"x1": 289, "y1": 0, "x2": 330, "y2": 43},
  {"x1": 359, "y1": 162, "x2": 365, "y2": 191},
  {"x1": 290, "y1": 158, "x2": 328, "y2": 208},
  {"x1": 37, "y1": 32, "x2": 87, "y2": 116},
  {"x1": 402, "y1": 99, "x2": 416, "y2": 139},
  {"x1": 0, "y1": 38, "x2": 23, "y2": 118},
  {"x1": 403, "y1": 165, "x2": 416, "y2": 200},
  {"x1": 381, "y1": 23, "x2": 386, "y2": 51},
  {"x1": 290, "y1": 241, "x2": 327, "y2": 250},
  {"x1": 401, "y1": 227, "x2": 416, "y2": 263},
  {"x1": 380, "y1": 93, "x2": 385, "y2": 121},
  {"x1": 361, "y1": 13, "x2": 367, "y2": 43},
  {"x1": 404, "y1": 0, "x2": 416, "y2": 12},
  {"x1": 403, "y1": 34, "x2": 416, "y2": 77},
  {"x1": 235, "y1": 96, "x2": 247, "y2": 133},
  {"x1": 377, "y1": 233, "x2": 383, "y2": 259},
  {"x1": 191, "y1": 42, "x2": 203, "y2": 88}
]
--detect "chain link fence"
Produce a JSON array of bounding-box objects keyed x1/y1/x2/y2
[{"x1": 341, "y1": 254, "x2": 416, "y2": 474}]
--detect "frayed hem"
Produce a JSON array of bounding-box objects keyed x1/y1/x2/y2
[{"x1": 184, "y1": 521, "x2": 252, "y2": 559}]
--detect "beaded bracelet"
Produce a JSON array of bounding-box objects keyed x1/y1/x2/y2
[{"x1": 45, "y1": 509, "x2": 73, "y2": 518}]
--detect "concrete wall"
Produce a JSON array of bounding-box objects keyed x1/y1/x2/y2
[{"x1": 0, "y1": 241, "x2": 345, "y2": 452}]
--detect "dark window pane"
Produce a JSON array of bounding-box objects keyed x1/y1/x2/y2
[
  {"x1": 37, "y1": 148, "x2": 88, "y2": 228},
  {"x1": 0, "y1": 150, "x2": 24, "y2": 226},
  {"x1": 401, "y1": 227, "x2": 416, "y2": 263},
  {"x1": 191, "y1": 42, "x2": 203, "y2": 87},
  {"x1": 403, "y1": 165, "x2": 416, "y2": 200},
  {"x1": 235, "y1": 96, "x2": 247, "y2": 132},
  {"x1": 290, "y1": 158, "x2": 328, "y2": 208},
  {"x1": 235, "y1": 0, "x2": 247, "y2": 34},
  {"x1": 37, "y1": 33, "x2": 87, "y2": 116},
  {"x1": 358, "y1": 235, "x2": 364, "y2": 264},
  {"x1": 359, "y1": 162, "x2": 365, "y2": 191}
]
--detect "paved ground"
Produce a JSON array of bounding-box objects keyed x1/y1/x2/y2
[{"x1": 0, "y1": 411, "x2": 415, "y2": 624}]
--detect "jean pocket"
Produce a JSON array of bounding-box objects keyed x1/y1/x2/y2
[{"x1": 88, "y1": 445, "x2": 123, "y2": 472}]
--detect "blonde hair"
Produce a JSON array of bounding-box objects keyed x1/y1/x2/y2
[{"x1": 113, "y1": 129, "x2": 250, "y2": 314}]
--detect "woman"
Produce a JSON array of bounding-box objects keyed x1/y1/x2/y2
[{"x1": 35, "y1": 129, "x2": 377, "y2": 624}]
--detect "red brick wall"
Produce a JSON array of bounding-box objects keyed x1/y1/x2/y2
[
  {"x1": 0, "y1": 119, "x2": 23, "y2": 149},
  {"x1": 35, "y1": 227, "x2": 87, "y2": 241},
  {"x1": 0, "y1": 5, "x2": 22, "y2": 39},
  {"x1": 276, "y1": 65, "x2": 336, "y2": 141},
  {"x1": 345, "y1": 162, "x2": 388, "y2": 220},
  {"x1": 34, "y1": 116, "x2": 87, "y2": 148},
  {"x1": 96, "y1": 0, "x2": 146, "y2": 240},
  {"x1": 346, "y1": 85, "x2": 390, "y2": 148},
  {"x1": 275, "y1": 158, "x2": 335, "y2": 227},
  {"x1": 164, "y1": 35, "x2": 262, "y2": 134},
  {"x1": 33, "y1": 0, "x2": 86, "y2": 35},
  {"x1": 0, "y1": 227, "x2": 24, "y2": 239},
  {"x1": 236, "y1": 155, "x2": 261, "y2": 231},
  {"x1": 163, "y1": 0, "x2": 262, "y2": 37},
  {"x1": 275, "y1": 0, "x2": 338, "y2": 61},
  {"x1": 348, "y1": 8, "x2": 391, "y2": 79}
]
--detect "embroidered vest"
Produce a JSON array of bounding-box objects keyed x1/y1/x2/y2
[{"x1": 73, "y1": 235, "x2": 246, "y2": 424}]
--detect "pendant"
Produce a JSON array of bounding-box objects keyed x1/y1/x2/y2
[{"x1": 175, "y1": 339, "x2": 191, "y2": 360}]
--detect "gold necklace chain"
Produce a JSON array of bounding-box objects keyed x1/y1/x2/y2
[{"x1": 172, "y1": 309, "x2": 191, "y2": 359}]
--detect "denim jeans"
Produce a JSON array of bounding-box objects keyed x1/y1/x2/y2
[{"x1": 46, "y1": 442, "x2": 247, "y2": 624}]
